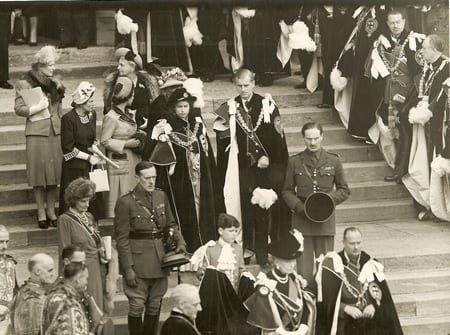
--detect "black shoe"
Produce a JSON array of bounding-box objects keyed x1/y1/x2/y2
[
  {"x1": 384, "y1": 174, "x2": 400, "y2": 182},
  {"x1": 48, "y1": 218, "x2": 58, "y2": 228},
  {"x1": 13, "y1": 37, "x2": 27, "y2": 45},
  {"x1": 295, "y1": 82, "x2": 307, "y2": 89},
  {"x1": 29, "y1": 42, "x2": 38, "y2": 47},
  {"x1": 0, "y1": 81, "x2": 13, "y2": 89},
  {"x1": 76, "y1": 44, "x2": 88, "y2": 49},
  {"x1": 38, "y1": 218, "x2": 49, "y2": 229}
]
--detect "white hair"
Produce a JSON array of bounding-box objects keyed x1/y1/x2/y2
[
  {"x1": 170, "y1": 283, "x2": 199, "y2": 307},
  {"x1": 33, "y1": 45, "x2": 60, "y2": 65}
]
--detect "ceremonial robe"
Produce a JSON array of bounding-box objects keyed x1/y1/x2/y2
[
  {"x1": 215, "y1": 93, "x2": 289, "y2": 264},
  {"x1": 316, "y1": 250, "x2": 403, "y2": 335}
]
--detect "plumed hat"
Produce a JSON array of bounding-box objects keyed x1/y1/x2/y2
[
  {"x1": 115, "y1": 9, "x2": 138, "y2": 35},
  {"x1": 268, "y1": 229, "x2": 304, "y2": 260},
  {"x1": 72, "y1": 81, "x2": 95, "y2": 105},
  {"x1": 158, "y1": 67, "x2": 187, "y2": 89},
  {"x1": 113, "y1": 76, "x2": 134, "y2": 99},
  {"x1": 168, "y1": 88, "x2": 196, "y2": 105}
]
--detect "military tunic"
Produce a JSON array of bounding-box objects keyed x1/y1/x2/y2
[
  {"x1": 114, "y1": 183, "x2": 186, "y2": 317},
  {"x1": 41, "y1": 282, "x2": 90, "y2": 335},
  {"x1": 282, "y1": 148, "x2": 350, "y2": 281},
  {"x1": 10, "y1": 279, "x2": 46, "y2": 335}
]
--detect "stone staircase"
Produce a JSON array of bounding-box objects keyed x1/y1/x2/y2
[{"x1": 2, "y1": 45, "x2": 450, "y2": 334}]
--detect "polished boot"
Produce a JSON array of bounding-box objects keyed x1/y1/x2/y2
[
  {"x1": 142, "y1": 314, "x2": 159, "y2": 335},
  {"x1": 128, "y1": 315, "x2": 143, "y2": 335}
]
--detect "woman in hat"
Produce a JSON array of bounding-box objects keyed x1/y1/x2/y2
[
  {"x1": 151, "y1": 88, "x2": 223, "y2": 253},
  {"x1": 59, "y1": 81, "x2": 105, "y2": 220},
  {"x1": 141, "y1": 67, "x2": 187, "y2": 160},
  {"x1": 14, "y1": 45, "x2": 65, "y2": 229},
  {"x1": 103, "y1": 48, "x2": 160, "y2": 129},
  {"x1": 244, "y1": 229, "x2": 315, "y2": 335},
  {"x1": 101, "y1": 76, "x2": 142, "y2": 217},
  {"x1": 57, "y1": 177, "x2": 108, "y2": 310}
]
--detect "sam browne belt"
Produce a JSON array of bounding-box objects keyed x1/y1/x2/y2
[{"x1": 129, "y1": 231, "x2": 163, "y2": 240}]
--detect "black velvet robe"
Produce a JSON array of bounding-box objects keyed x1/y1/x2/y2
[
  {"x1": 346, "y1": 6, "x2": 388, "y2": 139},
  {"x1": 315, "y1": 250, "x2": 403, "y2": 335},
  {"x1": 215, "y1": 93, "x2": 289, "y2": 263},
  {"x1": 196, "y1": 268, "x2": 259, "y2": 335},
  {"x1": 154, "y1": 112, "x2": 223, "y2": 253},
  {"x1": 160, "y1": 311, "x2": 201, "y2": 335}
]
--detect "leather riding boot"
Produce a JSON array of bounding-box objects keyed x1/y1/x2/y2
[
  {"x1": 142, "y1": 314, "x2": 159, "y2": 335},
  {"x1": 128, "y1": 315, "x2": 143, "y2": 335}
]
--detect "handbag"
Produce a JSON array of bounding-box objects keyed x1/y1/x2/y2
[{"x1": 89, "y1": 165, "x2": 110, "y2": 192}]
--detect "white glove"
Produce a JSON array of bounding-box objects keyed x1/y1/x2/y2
[
  {"x1": 89, "y1": 155, "x2": 103, "y2": 165},
  {"x1": 29, "y1": 96, "x2": 49, "y2": 115}
]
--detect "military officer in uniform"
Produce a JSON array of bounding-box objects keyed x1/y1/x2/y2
[
  {"x1": 41, "y1": 262, "x2": 92, "y2": 335},
  {"x1": 10, "y1": 253, "x2": 56, "y2": 335},
  {"x1": 0, "y1": 225, "x2": 18, "y2": 335},
  {"x1": 282, "y1": 122, "x2": 350, "y2": 282},
  {"x1": 114, "y1": 161, "x2": 186, "y2": 335}
]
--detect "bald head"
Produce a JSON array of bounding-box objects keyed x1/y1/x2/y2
[{"x1": 29, "y1": 253, "x2": 56, "y2": 285}]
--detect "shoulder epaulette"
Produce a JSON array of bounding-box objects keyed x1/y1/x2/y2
[{"x1": 325, "y1": 150, "x2": 340, "y2": 157}]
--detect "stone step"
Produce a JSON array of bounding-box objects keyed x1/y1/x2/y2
[
  {"x1": 9, "y1": 45, "x2": 116, "y2": 68},
  {"x1": 336, "y1": 199, "x2": 416, "y2": 222},
  {"x1": 0, "y1": 76, "x2": 323, "y2": 125},
  {"x1": 394, "y1": 291, "x2": 450, "y2": 318},
  {"x1": 347, "y1": 181, "x2": 409, "y2": 202},
  {"x1": 111, "y1": 313, "x2": 450, "y2": 335},
  {"x1": 290, "y1": 143, "x2": 383, "y2": 163},
  {"x1": 401, "y1": 314, "x2": 450, "y2": 335},
  {"x1": 10, "y1": 62, "x2": 116, "y2": 81},
  {"x1": 3, "y1": 201, "x2": 415, "y2": 247},
  {"x1": 0, "y1": 179, "x2": 409, "y2": 207},
  {"x1": 0, "y1": 149, "x2": 388, "y2": 188},
  {"x1": 388, "y1": 268, "x2": 450, "y2": 295}
]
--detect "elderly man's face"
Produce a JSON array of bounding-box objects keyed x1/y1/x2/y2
[
  {"x1": 181, "y1": 292, "x2": 202, "y2": 321},
  {"x1": 343, "y1": 230, "x2": 362, "y2": 258},
  {"x1": 0, "y1": 231, "x2": 9, "y2": 256},
  {"x1": 37, "y1": 258, "x2": 56, "y2": 285},
  {"x1": 387, "y1": 13, "x2": 405, "y2": 37},
  {"x1": 422, "y1": 38, "x2": 440, "y2": 63}
]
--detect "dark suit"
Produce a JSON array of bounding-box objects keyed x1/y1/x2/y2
[
  {"x1": 114, "y1": 183, "x2": 185, "y2": 318},
  {"x1": 282, "y1": 148, "x2": 350, "y2": 282}
]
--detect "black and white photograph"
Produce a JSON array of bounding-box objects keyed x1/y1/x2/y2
[{"x1": 0, "y1": 0, "x2": 449, "y2": 334}]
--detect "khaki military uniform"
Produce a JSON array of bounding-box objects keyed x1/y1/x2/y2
[
  {"x1": 10, "y1": 279, "x2": 46, "y2": 335},
  {"x1": 114, "y1": 183, "x2": 185, "y2": 317},
  {"x1": 282, "y1": 149, "x2": 350, "y2": 282}
]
